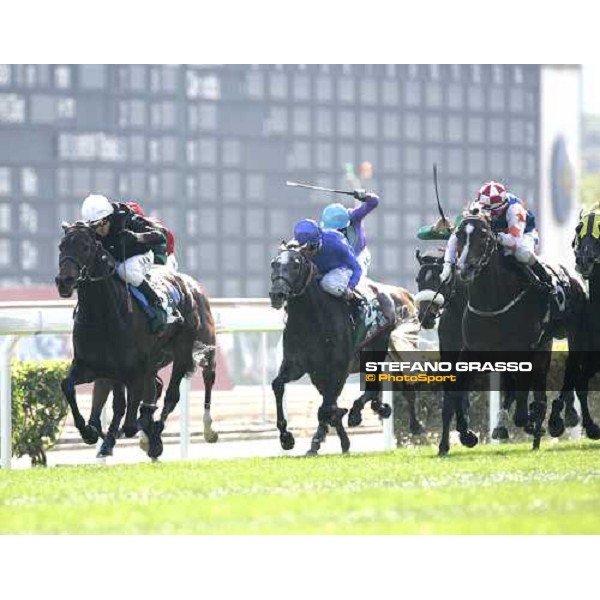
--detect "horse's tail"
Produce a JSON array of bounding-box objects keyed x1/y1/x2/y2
[{"x1": 175, "y1": 273, "x2": 217, "y2": 377}]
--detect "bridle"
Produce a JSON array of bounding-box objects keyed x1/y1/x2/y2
[
  {"x1": 59, "y1": 227, "x2": 116, "y2": 285},
  {"x1": 457, "y1": 217, "x2": 497, "y2": 280},
  {"x1": 271, "y1": 249, "x2": 316, "y2": 298}
]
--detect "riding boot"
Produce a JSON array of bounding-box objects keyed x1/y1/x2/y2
[{"x1": 137, "y1": 280, "x2": 167, "y2": 333}]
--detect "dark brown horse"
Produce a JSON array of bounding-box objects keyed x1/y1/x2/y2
[{"x1": 55, "y1": 222, "x2": 218, "y2": 459}]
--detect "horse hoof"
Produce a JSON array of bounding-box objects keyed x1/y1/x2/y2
[
  {"x1": 459, "y1": 430, "x2": 478, "y2": 448},
  {"x1": 97, "y1": 442, "x2": 113, "y2": 458},
  {"x1": 532, "y1": 438, "x2": 541, "y2": 451},
  {"x1": 305, "y1": 449, "x2": 318, "y2": 457},
  {"x1": 204, "y1": 431, "x2": 219, "y2": 444},
  {"x1": 565, "y1": 407, "x2": 580, "y2": 428},
  {"x1": 584, "y1": 423, "x2": 600, "y2": 440},
  {"x1": 548, "y1": 418, "x2": 565, "y2": 438},
  {"x1": 280, "y1": 431, "x2": 295, "y2": 450},
  {"x1": 148, "y1": 440, "x2": 163, "y2": 459},
  {"x1": 491, "y1": 426, "x2": 509, "y2": 441},
  {"x1": 348, "y1": 410, "x2": 362, "y2": 427},
  {"x1": 377, "y1": 404, "x2": 392, "y2": 419},
  {"x1": 341, "y1": 445, "x2": 350, "y2": 454},
  {"x1": 81, "y1": 425, "x2": 99, "y2": 445},
  {"x1": 121, "y1": 425, "x2": 138, "y2": 439},
  {"x1": 438, "y1": 443, "x2": 450, "y2": 457},
  {"x1": 410, "y1": 421, "x2": 426, "y2": 436}
]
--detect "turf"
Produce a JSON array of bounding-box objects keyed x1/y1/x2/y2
[{"x1": 1, "y1": 442, "x2": 599, "y2": 534}]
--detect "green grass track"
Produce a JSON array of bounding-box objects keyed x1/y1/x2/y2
[{"x1": 1, "y1": 442, "x2": 599, "y2": 534}]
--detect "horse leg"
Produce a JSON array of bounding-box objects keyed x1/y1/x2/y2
[
  {"x1": 97, "y1": 383, "x2": 127, "y2": 458},
  {"x1": 136, "y1": 375, "x2": 160, "y2": 459},
  {"x1": 564, "y1": 391, "x2": 581, "y2": 428},
  {"x1": 439, "y1": 389, "x2": 454, "y2": 456},
  {"x1": 61, "y1": 362, "x2": 97, "y2": 444},
  {"x1": 348, "y1": 392, "x2": 371, "y2": 427},
  {"x1": 548, "y1": 391, "x2": 568, "y2": 438},
  {"x1": 456, "y1": 390, "x2": 478, "y2": 448},
  {"x1": 272, "y1": 360, "x2": 298, "y2": 451},
  {"x1": 308, "y1": 375, "x2": 348, "y2": 456},
  {"x1": 576, "y1": 369, "x2": 600, "y2": 439},
  {"x1": 201, "y1": 347, "x2": 218, "y2": 443},
  {"x1": 513, "y1": 393, "x2": 529, "y2": 429},
  {"x1": 88, "y1": 378, "x2": 112, "y2": 440},
  {"x1": 530, "y1": 390, "x2": 547, "y2": 451},
  {"x1": 404, "y1": 387, "x2": 425, "y2": 435}
]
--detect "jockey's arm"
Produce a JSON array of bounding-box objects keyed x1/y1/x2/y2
[
  {"x1": 349, "y1": 193, "x2": 379, "y2": 224},
  {"x1": 498, "y1": 204, "x2": 526, "y2": 249},
  {"x1": 441, "y1": 232, "x2": 458, "y2": 282},
  {"x1": 129, "y1": 216, "x2": 167, "y2": 247}
]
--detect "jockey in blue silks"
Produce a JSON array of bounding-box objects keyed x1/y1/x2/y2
[
  {"x1": 321, "y1": 190, "x2": 379, "y2": 276},
  {"x1": 293, "y1": 219, "x2": 362, "y2": 300}
]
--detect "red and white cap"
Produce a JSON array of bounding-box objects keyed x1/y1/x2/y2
[{"x1": 476, "y1": 181, "x2": 507, "y2": 213}]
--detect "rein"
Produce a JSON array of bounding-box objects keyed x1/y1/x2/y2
[{"x1": 467, "y1": 288, "x2": 529, "y2": 317}]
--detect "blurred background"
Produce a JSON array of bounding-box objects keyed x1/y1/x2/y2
[{"x1": 0, "y1": 64, "x2": 589, "y2": 300}]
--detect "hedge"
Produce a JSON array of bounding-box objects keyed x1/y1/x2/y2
[{"x1": 10, "y1": 360, "x2": 70, "y2": 466}]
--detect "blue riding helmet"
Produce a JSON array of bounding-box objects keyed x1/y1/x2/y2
[
  {"x1": 293, "y1": 219, "x2": 322, "y2": 246},
  {"x1": 321, "y1": 203, "x2": 350, "y2": 230}
]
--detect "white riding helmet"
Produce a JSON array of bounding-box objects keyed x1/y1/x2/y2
[{"x1": 81, "y1": 194, "x2": 113, "y2": 222}]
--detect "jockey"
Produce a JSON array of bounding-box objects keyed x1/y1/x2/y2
[
  {"x1": 441, "y1": 181, "x2": 555, "y2": 294},
  {"x1": 80, "y1": 194, "x2": 172, "y2": 330},
  {"x1": 320, "y1": 190, "x2": 378, "y2": 275},
  {"x1": 125, "y1": 201, "x2": 178, "y2": 271},
  {"x1": 293, "y1": 218, "x2": 362, "y2": 300}
]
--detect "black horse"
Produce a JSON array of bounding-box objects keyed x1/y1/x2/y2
[
  {"x1": 451, "y1": 215, "x2": 588, "y2": 452},
  {"x1": 555, "y1": 208, "x2": 600, "y2": 440},
  {"x1": 55, "y1": 222, "x2": 218, "y2": 459},
  {"x1": 414, "y1": 248, "x2": 584, "y2": 440},
  {"x1": 269, "y1": 244, "x2": 401, "y2": 455},
  {"x1": 413, "y1": 248, "x2": 479, "y2": 452}
]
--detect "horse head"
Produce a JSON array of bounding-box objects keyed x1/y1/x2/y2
[
  {"x1": 55, "y1": 221, "x2": 114, "y2": 297},
  {"x1": 455, "y1": 215, "x2": 496, "y2": 284},
  {"x1": 573, "y1": 208, "x2": 600, "y2": 279},
  {"x1": 413, "y1": 248, "x2": 446, "y2": 329},
  {"x1": 269, "y1": 242, "x2": 315, "y2": 309}
]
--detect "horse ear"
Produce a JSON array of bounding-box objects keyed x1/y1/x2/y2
[
  {"x1": 61, "y1": 221, "x2": 71, "y2": 231},
  {"x1": 415, "y1": 248, "x2": 422, "y2": 264},
  {"x1": 279, "y1": 240, "x2": 287, "y2": 250}
]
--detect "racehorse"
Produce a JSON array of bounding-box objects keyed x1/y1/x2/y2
[
  {"x1": 269, "y1": 243, "x2": 415, "y2": 455},
  {"x1": 55, "y1": 222, "x2": 218, "y2": 459},
  {"x1": 414, "y1": 248, "x2": 582, "y2": 441},
  {"x1": 450, "y1": 215, "x2": 587, "y2": 452},
  {"x1": 413, "y1": 248, "x2": 479, "y2": 451},
  {"x1": 553, "y1": 208, "x2": 600, "y2": 440}
]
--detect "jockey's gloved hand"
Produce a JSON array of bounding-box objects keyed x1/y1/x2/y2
[
  {"x1": 440, "y1": 262, "x2": 453, "y2": 283},
  {"x1": 353, "y1": 189, "x2": 368, "y2": 201},
  {"x1": 119, "y1": 229, "x2": 140, "y2": 244}
]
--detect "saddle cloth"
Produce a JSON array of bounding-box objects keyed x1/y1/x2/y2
[
  {"x1": 129, "y1": 274, "x2": 182, "y2": 325},
  {"x1": 353, "y1": 294, "x2": 396, "y2": 352}
]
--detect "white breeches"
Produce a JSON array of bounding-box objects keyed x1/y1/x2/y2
[{"x1": 116, "y1": 251, "x2": 154, "y2": 286}]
